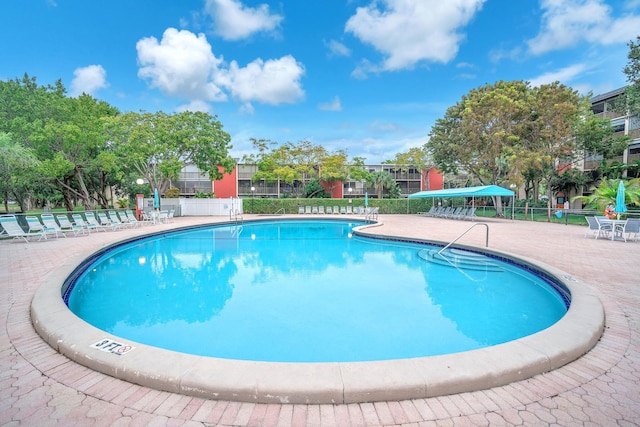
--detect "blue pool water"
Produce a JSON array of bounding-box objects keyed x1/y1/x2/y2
[{"x1": 66, "y1": 220, "x2": 568, "y2": 363}]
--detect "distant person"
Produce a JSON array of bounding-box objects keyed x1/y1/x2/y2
[{"x1": 604, "y1": 204, "x2": 616, "y2": 219}]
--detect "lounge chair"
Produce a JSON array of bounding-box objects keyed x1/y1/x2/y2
[
  {"x1": 305, "y1": 206, "x2": 312, "y2": 214},
  {"x1": 56, "y1": 214, "x2": 86, "y2": 236},
  {"x1": 40, "y1": 213, "x2": 67, "y2": 238},
  {"x1": 333, "y1": 206, "x2": 339, "y2": 214},
  {"x1": 124, "y1": 210, "x2": 141, "y2": 228},
  {"x1": 97, "y1": 212, "x2": 121, "y2": 231},
  {"x1": 318, "y1": 206, "x2": 325, "y2": 214},
  {"x1": 452, "y1": 207, "x2": 468, "y2": 220},
  {"x1": 312, "y1": 206, "x2": 319, "y2": 214},
  {"x1": 84, "y1": 212, "x2": 108, "y2": 232},
  {"x1": 25, "y1": 216, "x2": 58, "y2": 240},
  {"x1": 446, "y1": 207, "x2": 462, "y2": 219},
  {"x1": 298, "y1": 206, "x2": 304, "y2": 214},
  {"x1": 462, "y1": 207, "x2": 476, "y2": 221},
  {"x1": 168, "y1": 209, "x2": 175, "y2": 223},
  {"x1": 346, "y1": 205, "x2": 353, "y2": 214},
  {"x1": 420, "y1": 206, "x2": 436, "y2": 216},
  {"x1": 72, "y1": 213, "x2": 98, "y2": 233},
  {"x1": 108, "y1": 211, "x2": 126, "y2": 228},
  {"x1": 0, "y1": 216, "x2": 32, "y2": 243},
  {"x1": 326, "y1": 206, "x2": 332, "y2": 214},
  {"x1": 340, "y1": 206, "x2": 346, "y2": 214}
]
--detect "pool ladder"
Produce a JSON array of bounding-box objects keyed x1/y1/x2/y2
[{"x1": 437, "y1": 222, "x2": 489, "y2": 256}]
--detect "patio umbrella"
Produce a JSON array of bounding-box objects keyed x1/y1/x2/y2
[
  {"x1": 364, "y1": 192, "x2": 368, "y2": 208},
  {"x1": 614, "y1": 180, "x2": 627, "y2": 218},
  {"x1": 153, "y1": 188, "x2": 160, "y2": 210}
]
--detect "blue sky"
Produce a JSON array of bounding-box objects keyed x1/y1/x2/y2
[{"x1": 1, "y1": 0, "x2": 639, "y2": 163}]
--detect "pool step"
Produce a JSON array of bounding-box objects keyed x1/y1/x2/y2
[{"x1": 418, "y1": 248, "x2": 504, "y2": 272}]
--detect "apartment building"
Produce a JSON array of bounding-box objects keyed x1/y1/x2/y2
[
  {"x1": 588, "y1": 86, "x2": 640, "y2": 178},
  {"x1": 171, "y1": 162, "x2": 443, "y2": 199}
]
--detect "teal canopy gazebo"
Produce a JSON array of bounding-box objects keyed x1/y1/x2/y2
[{"x1": 408, "y1": 185, "x2": 515, "y2": 219}]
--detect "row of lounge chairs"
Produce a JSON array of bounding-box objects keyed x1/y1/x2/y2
[
  {"x1": 0, "y1": 209, "x2": 173, "y2": 243},
  {"x1": 297, "y1": 205, "x2": 379, "y2": 218},
  {"x1": 420, "y1": 206, "x2": 476, "y2": 220}
]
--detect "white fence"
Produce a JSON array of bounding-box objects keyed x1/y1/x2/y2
[{"x1": 144, "y1": 198, "x2": 244, "y2": 216}]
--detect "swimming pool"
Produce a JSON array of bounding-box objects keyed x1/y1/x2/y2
[
  {"x1": 65, "y1": 220, "x2": 568, "y2": 363},
  {"x1": 31, "y1": 217, "x2": 604, "y2": 404}
]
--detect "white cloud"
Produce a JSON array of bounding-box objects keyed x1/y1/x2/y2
[
  {"x1": 318, "y1": 96, "x2": 342, "y2": 111},
  {"x1": 325, "y1": 39, "x2": 351, "y2": 57},
  {"x1": 70, "y1": 65, "x2": 108, "y2": 97},
  {"x1": 527, "y1": 0, "x2": 640, "y2": 55},
  {"x1": 204, "y1": 0, "x2": 282, "y2": 40},
  {"x1": 527, "y1": 63, "x2": 588, "y2": 87},
  {"x1": 345, "y1": 0, "x2": 485, "y2": 72},
  {"x1": 137, "y1": 28, "x2": 306, "y2": 111},
  {"x1": 215, "y1": 55, "x2": 305, "y2": 106},
  {"x1": 137, "y1": 28, "x2": 227, "y2": 103}
]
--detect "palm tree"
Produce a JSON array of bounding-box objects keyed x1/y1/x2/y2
[
  {"x1": 369, "y1": 171, "x2": 396, "y2": 199},
  {"x1": 572, "y1": 178, "x2": 640, "y2": 211}
]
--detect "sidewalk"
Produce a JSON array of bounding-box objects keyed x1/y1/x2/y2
[{"x1": 1, "y1": 215, "x2": 638, "y2": 426}]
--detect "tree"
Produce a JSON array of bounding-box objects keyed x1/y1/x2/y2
[
  {"x1": 105, "y1": 111, "x2": 235, "y2": 197},
  {"x1": 318, "y1": 151, "x2": 349, "y2": 196},
  {"x1": 518, "y1": 82, "x2": 581, "y2": 220},
  {"x1": 572, "y1": 178, "x2": 640, "y2": 210},
  {"x1": 0, "y1": 132, "x2": 40, "y2": 212},
  {"x1": 369, "y1": 171, "x2": 396, "y2": 199},
  {"x1": 389, "y1": 147, "x2": 435, "y2": 190},
  {"x1": 428, "y1": 81, "x2": 530, "y2": 216},
  {"x1": 620, "y1": 35, "x2": 640, "y2": 117}
]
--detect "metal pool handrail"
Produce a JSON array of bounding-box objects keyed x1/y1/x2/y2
[{"x1": 437, "y1": 222, "x2": 489, "y2": 256}]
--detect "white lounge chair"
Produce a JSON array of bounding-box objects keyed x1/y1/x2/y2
[
  {"x1": 305, "y1": 206, "x2": 312, "y2": 214},
  {"x1": 318, "y1": 206, "x2": 325, "y2": 214},
  {"x1": 312, "y1": 206, "x2": 319, "y2": 214},
  {"x1": 124, "y1": 210, "x2": 141, "y2": 228},
  {"x1": 333, "y1": 206, "x2": 339, "y2": 214},
  {"x1": 108, "y1": 211, "x2": 126, "y2": 228},
  {"x1": 25, "y1": 216, "x2": 58, "y2": 240},
  {"x1": 40, "y1": 213, "x2": 67, "y2": 238},
  {"x1": 56, "y1": 214, "x2": 86, "y2": 236},
  {"x1": 346, "y1": 205, "x2": 353, "y2": 214},
  {"x1": 0, "y1": 216, "x2": 32, "y2": 243},
  {"x1": 97, "y1": 212, "x2": 121, "y2": 231},
  {"x1": 326, "y1": 206, "x2": 332, "y2": 214},
  {"x1": 84, "y1": 212, "x2": 108, "y2": 232},
  {"x1": 298, "y1": 206, "x2": 304, "y2": 214},
  {"x1": 72, "y1": 213, "x2": 98, "y2": 233}
]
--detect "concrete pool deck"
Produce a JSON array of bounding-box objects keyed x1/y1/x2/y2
[{"x1": 1, "y1": 214, "x2": 639, "y2": 425}]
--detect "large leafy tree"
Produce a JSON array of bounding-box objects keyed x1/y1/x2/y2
[
  {"x1": 0, "y1": 132, "x2": 40, "y2": 212},
  {"x1": 36, "y1": 94, "x2": 120, "y2": 210},
  {"x1": 428, "y1": 80, "x2": 529, "y2": 215},
  {"x1": 518, "y1": 82, "x2": 581, "y2": 218},
  {"x1": 105, "y1": 111, "x2": 235, "y2": 196},
  {"x1": 620, "y1": 35, "x2": 640, "y2": 117}
]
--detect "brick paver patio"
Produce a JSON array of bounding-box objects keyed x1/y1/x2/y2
[{"x1": 1, "y1": 214, "x2": 638, "y2": 426}]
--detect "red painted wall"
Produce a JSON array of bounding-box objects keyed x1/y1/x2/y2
[
  {"x1": 321, "y1": 182, "x2": 343, "y2": 198},
  {"x1": 212, "y1": 166, "x2": 237, "y2": 198},
  {"x1": 424, "y1": 169, "x2": 444, "y2": 191}
]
